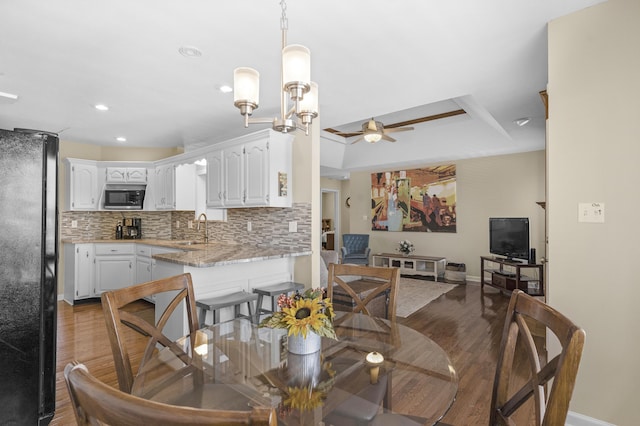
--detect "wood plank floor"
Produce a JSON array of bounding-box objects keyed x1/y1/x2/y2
[{"x1": 51, "y1": 283, "x2": 513, "y2": 425}]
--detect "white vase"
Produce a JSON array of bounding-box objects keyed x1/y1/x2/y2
[{"x1": 287, "y1": 331, "x2": 322, "y2": 355}]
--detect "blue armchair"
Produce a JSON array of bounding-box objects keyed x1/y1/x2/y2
[{"x1": 341, "y1": 234, "x2": 371, "y2": 265}]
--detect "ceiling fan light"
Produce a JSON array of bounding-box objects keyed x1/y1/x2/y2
[
  {"x1": 233, "y1": 67, "x2": 260, "y2": 114},
  {"x1": 364, "y1": 133, "x2": 382, "y2": 143}
]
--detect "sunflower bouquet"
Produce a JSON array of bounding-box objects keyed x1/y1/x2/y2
[{"x1": 258, "y1": 288, "x2": 337, "y2": 340}]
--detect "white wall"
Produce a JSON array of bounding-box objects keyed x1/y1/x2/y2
[
  {"x1": 548, "y1": 0, "x2": 640, "y2": 424},
  {"x1": 345, "y1": 151, "x2": 545, "y2": 277}
]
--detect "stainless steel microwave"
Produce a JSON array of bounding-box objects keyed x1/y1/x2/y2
[{"x1": 104, "y1": 188, "x2": 145, "y2": 210}]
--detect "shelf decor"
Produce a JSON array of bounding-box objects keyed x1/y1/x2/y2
[
  {"x1": 397, "y1": 240, "x2": 415, "y2": 256},
  {"x1": 371, "y1": 165, "x2": 457, "y2": 233},
  {"x1": 259, "y1": 288, "x2": 337, "y2": 355}
]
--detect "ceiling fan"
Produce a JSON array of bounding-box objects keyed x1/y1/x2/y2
[{"x1": 350, "y1": 118, "x2": 414, "y2": 144}]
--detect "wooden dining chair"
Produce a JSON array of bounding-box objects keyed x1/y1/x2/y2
[
  {"x1": 101, "y1": 273, "x2": 200, "y2": 393},
  {"x1": 490, "y1": 290, "x2": 586, "y2": 426},
  {"x1": 64, "y1": 362, "x2": 276, "y2": 426},
  {"x1": 327, "y1": 263, "x2": 400, "y2": 321}
]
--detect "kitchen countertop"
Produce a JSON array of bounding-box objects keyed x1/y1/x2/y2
[{"x1": 62, "y1": 238, "x2": 311, "y2": 268}]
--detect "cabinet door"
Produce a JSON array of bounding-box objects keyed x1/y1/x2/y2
[
  {"x1": 75, "y1": 244, "x2": 94, "y2": 299},
  {"x1": 244, "y1": 139, "x2": 270, "y2": 206},
  {"x1": 136, "y1": 257, "x2": 152, "y2": 284},
  {"x1": 105, "y1": 167, "x2": 127, "y2": 183},
  {"x1": 155, "y1": 164, "x2": 176, "y2": 209},
  {"x1": 206, "y1": 150, "x2": 225, "y2": 207},
  {"x1": 126, "y1": 167, "x2": 148, "y2": 183},
  {"x1": 224, "y1": 147, "x2": 244, "y2": 206},
  {"x1": 163, "y1": 165, "x2": 176, "y2": 208},
  {"x1": 95, "y1": 256, "x2": 134, "y2": 294},
  {"x1": 70, "y1": 163, "x2": 98, "y2": 210}
]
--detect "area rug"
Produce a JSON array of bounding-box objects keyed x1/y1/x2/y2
[{"x1": 396, "y1": 277, "x2": 458, "y2": 318}]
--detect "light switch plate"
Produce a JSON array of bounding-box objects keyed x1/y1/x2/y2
[
  {"x1": 71, "y1": 220, "x2": 78, "y2": 228},
  {"x1": 578, "y1": 202, "x2": 605, "y2": 223},
  {"x1": 289, "y1": 221, "x2": 297, "y2": 232}
]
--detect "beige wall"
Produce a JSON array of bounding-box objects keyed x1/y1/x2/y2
[
  {"x1": 292, "y1": 120, "x2": 320, "y2": 288},
  {"x1": 345, "y1": 151, "x2": 545, "y2": 278},
  {"x1": 548, "y1": 0, "x2": 639, "y2": 424}
]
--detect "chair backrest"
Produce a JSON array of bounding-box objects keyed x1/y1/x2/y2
[
  {"x1": 327, "y1": 263, "x2": 400, "y2": 321},
  {"x1": 64, "y1": 362, "x2": 276, "y2": 426},
  {"x1": 342, "y1": 234, "x2": 370, "y2": 254},
  {"x1": 101, "y1": 273, "x2": 200, "y2": 393},
  {"x1": 490, "y1": 290, "x2": 586, "y2": 426}
]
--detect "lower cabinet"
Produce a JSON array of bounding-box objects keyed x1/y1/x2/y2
[
  {"x1": 94, "y1": 243, "x2": 135, "y2": 294},
  {"x1": 64, "y1": 242, "x2": 183, "y2": 304},
  {"x1": 63, "y1": 243, "x2": 95, "y2": 304}
]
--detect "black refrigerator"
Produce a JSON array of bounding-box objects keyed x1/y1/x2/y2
[{"x1": 0, "y1": 129, "x2": 58, "y2": 424}]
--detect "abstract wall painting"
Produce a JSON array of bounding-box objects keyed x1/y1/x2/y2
[{"x1": 371, "y1": 165, "x2": 456, "y2": 233}]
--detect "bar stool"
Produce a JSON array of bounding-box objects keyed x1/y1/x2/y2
[
  {"x1": 252, "y1": 281, "x2": 305, "y2": 323},
  {"x1": 196, "y1": 291, "x2": 258, "y2": 327}
]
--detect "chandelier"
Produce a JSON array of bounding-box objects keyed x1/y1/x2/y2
[{"x1": 233, "y1": 0, "x2": 318, "y2": 135}]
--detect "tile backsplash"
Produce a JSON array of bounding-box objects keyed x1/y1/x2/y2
[{"x1": 60, "y1": 202, "x2": 311, "y2": 251}]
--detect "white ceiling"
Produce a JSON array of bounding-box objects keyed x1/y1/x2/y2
[{"x1": 0, "y1": 0, "x2": 605, "y2": 174}]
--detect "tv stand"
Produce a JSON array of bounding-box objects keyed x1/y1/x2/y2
[{"x1": 481, "y1": 256, "x2": 544, "y2": 297}]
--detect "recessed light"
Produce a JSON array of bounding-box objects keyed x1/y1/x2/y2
[
  {"x1": 95, "y1": 104, "x2": 109, "y2": 111},
  {"x1": 115, "y1": 137, "x2": 127, "y2": 142},
  {"x1": 218, "y1": 85, "x2": 233, "y2": 94},
  {"x1": 514, "y1": 117, "x2": 530, "y2": 127},
  {"x1": 178, "y1": 46, "x2": 202, "y2": 57}
]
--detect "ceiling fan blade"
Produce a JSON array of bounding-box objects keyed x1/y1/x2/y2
[
  {"x1": 384, "y1": 126, "x2": 414, "y2": 133},
  {"x1": 381, "y1": 134, "x2": 397, "y2": 142},
  {"x1": 351, "y1": 136, "x2": 365, "y2": 144}
]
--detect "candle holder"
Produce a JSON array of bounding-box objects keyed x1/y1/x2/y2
[{"x1": 365, "y1": 351, "x2": 385, "y2": 384}]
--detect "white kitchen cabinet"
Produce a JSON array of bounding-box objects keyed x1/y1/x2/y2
[
  {"x1": 94, "y1": 243, "x2": 135, "y2": 294},
  {"x1": 206, "y1": 149, "x2": 225, "y2": 207},
  {"x1": 63, "y1": 243, "x2": 95, "y2": 304},
  {"x1": 205, "y1": 130, "x2": 293, "y2": 208},
  {"x1": 225, "y1": 145, "x2": 245, "y2": 206},
  {"x1": 135, "y1": 244, "x2": 153, "y2": 285},
  {"x1": 65, "y1": 159, "x2": 99, "y2": 210},
  {"x1": 105, "y1": 167, "x2": 148, "y2": 184},
  {"x1": 244, "y1": 138, "x2": 269, "y2": 206},
  {"x1": 154, "y1": 164, "x2": 176, "y2": 209}
]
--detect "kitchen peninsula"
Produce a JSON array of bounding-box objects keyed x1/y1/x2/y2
[{"x1": 63, "y1": 238, "x2": 311, "y2": 340}]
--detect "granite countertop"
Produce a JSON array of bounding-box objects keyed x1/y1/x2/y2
[{"x1": 62, "y1": 238, "x2": 311, "y2": 268}]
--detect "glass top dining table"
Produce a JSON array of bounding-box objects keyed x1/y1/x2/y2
[{"x1": 131, "y1": 312, "x2": 458, "y2": 425}]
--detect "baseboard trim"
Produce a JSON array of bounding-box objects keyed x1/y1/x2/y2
[{"x1": 566, "y1": 411, "x2": 616, "y2": 426}]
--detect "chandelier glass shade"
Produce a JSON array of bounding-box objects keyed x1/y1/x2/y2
[{"x1": 233, "y1": 1, "x2": 318, "y2": 135}]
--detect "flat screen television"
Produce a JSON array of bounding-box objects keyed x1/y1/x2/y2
[{"x1": 489, "y1": 217, "x2": 530, "y2": 261}]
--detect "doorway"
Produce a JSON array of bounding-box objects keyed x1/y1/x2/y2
[{"x1": 321, "y1": 189, "x2": 340, "y2": 252}]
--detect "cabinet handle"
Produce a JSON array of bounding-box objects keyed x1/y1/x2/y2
[
  {"x1": 129, "y1": 261, "x2": 132, "y2": 269},
  {"x1": 86, "y1": 251, "x2": 89, "y2": 258},
  {"x1": 147, "y1": 265, "x2": 151, "y2": 272},
  {"x1": 218, "y1": 192, "x2": 222, "y2": 200}
]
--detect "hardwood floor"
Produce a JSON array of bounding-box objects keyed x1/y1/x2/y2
[{"x1": 51, "y1": 283, "x2": 513, "y2": 425}]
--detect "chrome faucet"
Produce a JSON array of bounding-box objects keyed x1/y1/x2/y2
[{"x1": 197, "y1": 213, "x2": 208, "y2": 244}]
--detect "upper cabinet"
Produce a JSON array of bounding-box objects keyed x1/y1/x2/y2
[
  {"x1": 65, "y1": 159, "x2": 99, "y2": 210},
  {"x1": 206, "y1": 130, "x2": 293, "y2": 208},
  {"x1": 63, "y1": 129, "x2": 293, "y2": 212},
  {"x1": 105, "y1": 167, "x2": 148, "y2": 184},
  {"x1": 154, "y1": 164, "x2": 176, "y2": 210}
]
